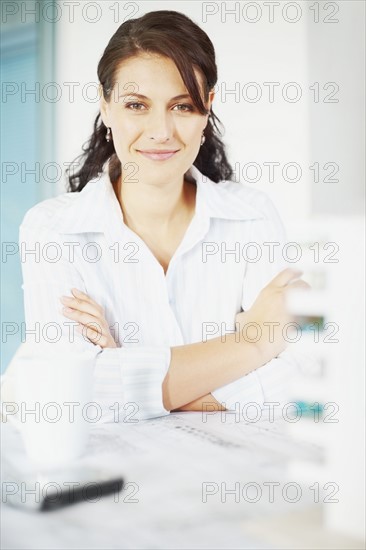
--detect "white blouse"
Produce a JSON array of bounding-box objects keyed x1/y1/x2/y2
[{"x1": 18, "y1": 162, "x2": 295, "y2": 421}]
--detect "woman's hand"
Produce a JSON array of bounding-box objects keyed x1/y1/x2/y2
[
  {"x1": 235, "y1": 268, "x2": 310, "y2": 364},
  {"x1": 60, "y1": 288, "x2": 118, "y2": 349}
]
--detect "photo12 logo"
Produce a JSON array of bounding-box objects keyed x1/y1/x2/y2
[
  {"x1": 1, "y1": 1, "x2": 141, "y2": 25},
  {"x1": 201, "y1": 481, "x2": 340, "y2": 504},
  {"x1": 201, "y1": 2, "x2": 340, "y2": 25}
]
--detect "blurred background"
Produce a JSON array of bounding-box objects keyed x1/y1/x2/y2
[{"x1": 1, "y1": 0, "x2": 365, "y2": 547}]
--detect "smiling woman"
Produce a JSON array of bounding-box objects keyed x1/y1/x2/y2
[
  {"x1": 97, "y1": 52, "x2": 213, "y2": 244},
  {"x1": 67, "y1": 10, "x2": 232, "y2": 192},
  {"x1": 16, "y1": 10, "x2": 309, "y2": 419}
]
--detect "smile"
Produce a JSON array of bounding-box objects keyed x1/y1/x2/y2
[{"x1": 137, "y1": 150, "x2": 179, "y2": 161}]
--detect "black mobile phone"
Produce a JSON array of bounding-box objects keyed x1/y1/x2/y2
[
  {"x1": 2, "y1": 462, "x2": 124, "y2": 512},
  {"x1": 41, "y1": 473, "x2": 124, "y2": 511}
]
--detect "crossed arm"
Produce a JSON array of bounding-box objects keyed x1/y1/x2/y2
[
  {"x1": 19, "y1": 209, "x2": 308, "y2": 416},
  {"x1": 57, "y1": 268, "x2": 307, "y2": 412}
]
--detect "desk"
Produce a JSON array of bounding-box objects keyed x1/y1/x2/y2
[{"x1": 1, "y1": 412, "x2": 363, "y2": 550}]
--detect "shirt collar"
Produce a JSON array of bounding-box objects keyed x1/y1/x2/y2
[
  {"x1": 189, "y1": 164, "x2": 265, "y2": 222},
  {"x1": 52, "y1": 162, "x2": 265, "y2": 234}
]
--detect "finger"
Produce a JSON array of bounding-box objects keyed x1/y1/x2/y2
[
  {"x1": 76, "y1": 325, "x2": 107, "y2": 348},
  {"x1": 62, "y1": 308, "x2": 104, "y2": 331},
  {"x1": 60, "y1": 294, "x2": 101, "y2": 318},
  {"x1": 287, "y1": 280, "x2": 311, "y2": 291},
  {"x1": 269, "y1": 267, "x2": 303, "y2": 288},
  {"x1": 71, "y1": 288, "x2": 104, "y2": 314},
  {"x1": 71, "y1": 288, "x2": 89, "y2": 300},
  {"x1": 76, "y1": 324, "x2": 105, "y2": 346}
]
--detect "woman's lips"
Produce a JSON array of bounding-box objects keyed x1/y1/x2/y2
[{"x1": 137, "y1": 150, "x2": 179, "y2": 161}]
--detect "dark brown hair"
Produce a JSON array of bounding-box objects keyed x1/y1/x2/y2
[{"x1": 66, "y1": 10, "x2": 233, "y2": 191}]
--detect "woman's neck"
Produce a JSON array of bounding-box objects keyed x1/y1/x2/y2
[{"x1": 113, "y1": 173, "x2": 197, "y2": 234}]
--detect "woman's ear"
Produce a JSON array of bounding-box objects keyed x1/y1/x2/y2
[{"x1": 99, "y1": 85, "x2": 110, "y2": 127}]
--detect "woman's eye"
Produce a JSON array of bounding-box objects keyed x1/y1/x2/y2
[
  {"x1": 125, "y1": 102, "x2": 145, "y2": 110},
  {"x1": 174, "y1": 104, "x2": 194, "y2": 112},
  {"x1": 125, "y1": 102, "x2": 194, "y2": 112}
]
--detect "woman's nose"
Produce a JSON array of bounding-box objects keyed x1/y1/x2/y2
[{"x1": 146, "y1": 109, "x2": 174, "y2": 142}]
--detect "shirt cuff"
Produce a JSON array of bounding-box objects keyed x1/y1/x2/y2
[
  {"x1": 93, "y1": 347, "x2": 172, "y2": 422},
  {"x1": 211, "y1": 370, "x2": 265, "y2": 411},
  {"x1": 211, "y1": 349, "x2": 294, "y2": 411}
]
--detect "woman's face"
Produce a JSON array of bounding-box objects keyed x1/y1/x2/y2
[{"x1": 100, "y1": 53, "x2": 215, "y2": 185}]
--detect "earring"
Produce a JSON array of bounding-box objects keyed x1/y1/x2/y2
[
  {"x1": 106, "y1": 127, "x2": 111, "y2": 142},
  {"x1": 200, "y1": 132, "x2": 206, "y2": 146}
]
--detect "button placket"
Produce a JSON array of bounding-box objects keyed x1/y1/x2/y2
[{"x1": 163, "y1": 213, "x2": 211, "y2": 338}]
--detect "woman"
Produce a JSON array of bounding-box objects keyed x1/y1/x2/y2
[{"x1": 19, "y1": 10, "x2": 308, "y2": 419}]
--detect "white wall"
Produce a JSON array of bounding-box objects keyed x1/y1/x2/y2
[{"x1": 307, "y1": 0, "x2": 365, "y2": 217}]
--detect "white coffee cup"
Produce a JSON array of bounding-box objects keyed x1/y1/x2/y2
[{"x1": 12, "y1": 341, "x2": 99, "y2": 469}]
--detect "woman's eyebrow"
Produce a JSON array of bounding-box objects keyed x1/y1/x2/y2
[{"x1": 119, "y1": 92, "x2": 191, "y2": 101}]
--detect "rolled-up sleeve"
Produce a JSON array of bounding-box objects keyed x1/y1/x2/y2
[
  {"x1": 93, "y1": 347, "x2": 171, "y2": 422},
  {"x1": 18, "y1": 213, "x2": 171, "y2": 422}
]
